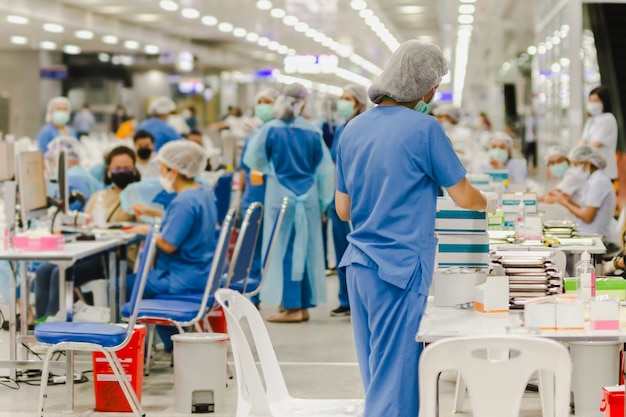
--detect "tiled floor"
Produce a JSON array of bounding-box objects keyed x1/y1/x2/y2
[{"x1": 0, "y1": 276, "x2": 545, "y2": 416}]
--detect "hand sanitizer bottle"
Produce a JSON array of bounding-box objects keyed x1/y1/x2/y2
[{"x1": 576, "y1": 250, "x2": 596, "y2": 301}]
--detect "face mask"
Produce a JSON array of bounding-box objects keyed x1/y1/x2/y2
[
  {"x1": 587, "y1": 101, "x2": 603, "y2": 117},
  {"x1": 414, "y1": 100, "x2": 432, "y2": 114},
  {"x1": 549, "y1": 162, "x2": 569, "y2": 179},
  {"x1": 337, "y1": 99, "x2": 356, "y2": 119},
  {"x1": 488, "y1": 148, "x2": 508, "y2": 164},
  {"x1": 254, "y1": 103, "x2": 275, "y2": 123},
  {"x1": 52, "y1": 110, "x2": 70, "y2": 126},
  {"x1": 136, "y1": 147, "x2": 152, "y2": 161},
  {"x1": 159, "y1": 173, "x2": 175, "y2": 193},
  {"x1": 110, "y1": 171, "x2": 137, "y2": 190}
]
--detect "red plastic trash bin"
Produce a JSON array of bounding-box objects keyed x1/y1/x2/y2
[
  {"x1": 601, "y1": 385, "x2": 624, "y2": 417},
  {"x1": 92, "y1": 325, "x2": 146, "y2": 412}
]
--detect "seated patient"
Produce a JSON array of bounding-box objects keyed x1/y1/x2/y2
[
  {"x1": 478, "y1": 131, "x2": 527, "y2": 184},
  {"x1": 35, "y1": 146, "x2": 141, "y2": 320},
  {"x1": 538, "y1": 146, "x2": 587, "y2": 204}
]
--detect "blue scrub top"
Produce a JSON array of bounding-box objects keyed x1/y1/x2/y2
[
  {"x1": 68, "y1": 166, "x2": 103, "y2": 211},
  {"x1": 156, "y1": 183, "x2": 218, "y2": 294},
  {"x1": 336, "y1": 106, "x2": 466, "y2": 292},
  {"x1": 136, "y1": 118, "x2": 181, "y2": 151},
  {"x1": 36, "y1": 124, "x2": 77, "y2": 152},
  {"x1": 239, "y1": 136, "x2": 266, "y2": 209},
  {"x1": 330, "y1": 123, "x2": 346, "y2": 162}
]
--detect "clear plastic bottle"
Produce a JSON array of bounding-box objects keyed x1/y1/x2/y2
[
  {"x1": 514, "y1": 201, "x2": 526, "y2": 243},
  {"x1": 92, "y1": 193, "x2": 107, "y2": 228},
  {"x1": 576, "y1": 250, "x2": 596, "y2": 301}
]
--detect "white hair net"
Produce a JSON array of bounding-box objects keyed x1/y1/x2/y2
[
  {"x1": 546, "y1": 146, "x2": 568, "y2": 160},
  {"x1": 368, "y1": 40, "x2": 448, "y2": 104},
  {"x1": 255, "y1": 87, "x2": 280, "y2": 103},
  {"x1": 45, "y1": 97, "x2": 71, "y2": 124},
  {"x1": 569, "y1": 144, "x2": 607, "y2": 169},
  {"x1": 433, "y1": 104, "x2": 461, "y2": 123},
  {"x1": 489, "y1": 131, "x2": 514, "y2": 149},
  {"x1": 156, "y1": 140, "x2": 207, "y2": 178},
  {"x1": 149, "y1": 96, "x2": 176, "y2": 116},
  {"x1": 343, "y1": 83, "x2": 370, "y2": 107},
  {"x1": 273, "y1": 83, "x2": 309, "y2": 120},
  {"x1": 44, "y1": 136, "x2": 80, "y2": 162}
]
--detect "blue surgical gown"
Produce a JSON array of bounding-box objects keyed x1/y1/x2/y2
[
  {"x1": 67, "y1": 166, "x2": 102, "y2": 211},
  {"x1": 136, "y1": 118, "x2": 181, "y2": 151},
  {"x1": 36, "y1": 124, "x2": 77, "y2": 152},
  {"x1": 239, "y1": 136, "x2": 266, "y2": 211},
  {"x1": 243, "y1": 117, "x2": 334, "y2": 308},
  {"x1": 154, "y1": 184, "x2": 218, "y2": 294}
]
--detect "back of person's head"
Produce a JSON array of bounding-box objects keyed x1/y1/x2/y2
[
  {"x1": 255, "y1": 88, "x2": 280, "y2": 104},
  {"x1": 156, "y1": 140, "x2": 207, "y2": 179},
  {"x1": 187, "y1": 130, "x2": 203, "y2": 146},
  {"x1": 433, "y1": 104, "x2": 461, "y2": 124},
  {"x1": 133, "y1": 129, "x2": 154, "y2": 144},
  {"x1": 82, "y1": 103, "x2": 90, "y2": 109},
  {"x1": 274, "y1": 83, "x2": 309, "y2": 121},
  {"x1": 569, "y1": 144, "x2": 607, "y2": 169},
  {"x1": 148, "y1": 96, "x2": 176, "y2": 116},
  {"x1": 368, "y1": 40, "x2": 447, "y2": 105},
  {"x1": 589, "y1": 85, "x2": 613, "y2": 113}
]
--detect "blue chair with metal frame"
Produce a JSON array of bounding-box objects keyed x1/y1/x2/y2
[
  {"x1": 122, "y1": 208, "x2": 236, "y2": 375},
  {"x1": 215, "y1": 173, "x2": 233, "y2": 224},
  {"x1": 34, "y1": 223, "x2": 159, "y2": 417}
]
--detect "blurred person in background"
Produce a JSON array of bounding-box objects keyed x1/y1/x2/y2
[
  {"x1": 115, "y1": 114, "x2": 136, "y2": 140},
  {"x1": 478, "y1": 131, "x2": 527, "y2": 184},
  {"x1": 581, "y1": 86, "x2": 618, "y2": 181},
  {"x1": 133, "y1": 130, "x2": 160, "y2": 178},
  {"x1": 184, "y1": 106, "x2": 198, "y2": 131},
  {"x1": 136, "y1": 96, "x2": 181, "y2": 151},
  {"x1": 110, "y1": 105, "x2": 127, "y2": 134},
  {"x1": 538, "y1": 146, "x2": 586, "y2": 204},
  {"x1": 72, "y1": 103, "x2": 96, "y2": 138},
  {"x1": 37, "y1": 96, "x2": 77, "y2": 152}
]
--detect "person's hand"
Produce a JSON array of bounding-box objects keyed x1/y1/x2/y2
[
  {"x1": 553, "y1": 192, "x2": 569, "y2": 206},
  {"x1": 489, "y1": 158, "x2": 505, "y2": 169},
  {"x1": 130, "y1": 203, "x2": 153, "y2": 217},
  {"x1": 128, "y1": 224, "x2": 151, "y2": 236},
  {"x1": 481, "y1": 192, "x2": 498, "y2": 214}
]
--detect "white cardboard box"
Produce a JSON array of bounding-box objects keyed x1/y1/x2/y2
[
  {"x1": 435, "y1": 197, "x2": 488, "y2": 233},
  {"x1": 502, "y1": 192, "x2": 538, "y2": 228},
  {"x1": 525, "y1": 302, "x2": 556, "y2": 330},
  {"x1": 474, "y1": 276, "x2": 509, "y2": 313},
  {"x1": 432, "y1": 271, "x2": 487, "y2": 307},
  {"x1": 556, "y1": 302, "x2": 585, "y2": 330},
  {"x1": 436, "y1": 232, "x2": 490, "y2": 268}
]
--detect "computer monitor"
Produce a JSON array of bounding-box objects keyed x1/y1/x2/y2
[
  {"x1": 17, "y1": 151, "x2": 48, "y2": 222},
  {"x1": 57, "y1": 149, "x2": 69, "y2": 213},
  {"x1": 0, "y1": 140, "x2": 15, "y2": 182}
]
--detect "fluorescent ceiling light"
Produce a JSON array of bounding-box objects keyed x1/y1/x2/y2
[
  {"x1": 40, "y1": 41, "x2": 57, "y2": 50},
  {"x1": 201, "y1": 15, "x2": 218, "y2": 26},
  {"x1": 144, "y1": 44, "x2": 160, "y2": 54},
  {"x1": 270, "y1": 8, "x2": 286, "y2": 18},
  {"x1": 159, "y1": 0, "x2": 178, "y2": 11},
  {"x1": 457, "y1": 15, "x2": 474, "y2": 24},
  {"x1": 359, "y1": 9, "x2": 373, "y2": 18},
  {"x1": 7, "y1": 15, "x2": 29, "y2": 24},
  {"x1": 257, "y1": 37, "x2": 270, "y2": 46},
  {"x1": 538, "y1": 44, "x2": 546, "y2": 54},
  {"x1": 398, "y1": 6, "x2": 423, "y2": 14},
  {"x1": 305, "y1": 28, "x2": 317, "y2": 37},
  {"x1": 102, "y1": 35, "x2": 119, "y2": 44},
  {"x1": 256, "y1": 0, "x2": 272, "y2": 10},
  {"x1": 98, "y1": 52, "x2": 110, "y2": 62},
  {"x1": 501, "y1": 62, "x2": 511, "y2": 71},
  {"x1": 459, "y1": 0, "x2": 476, "y2": 2},
  {"x1": 268, "y1": 41, "x2": 280, "y2": 51},
  {"x1": 350, "y1": 0, "x2": 367, "y2": 11},
  {"x1": 527, "y1": 45, "x2": 537, "y2": 55},
  {"x1": 181, "y1": 8, "x2": 200, "y2": 19},
  {"x1": 64, "y1": 44, "x2": 81, "y2": 54},
  {"x1": 218, "y1": 22, "x2": 233, "y2": 32},
  {"x1": 10, "y1": 36, "x2": 28, "y2": 45},
  {"x1": 124, "y1": 40, "x2": 140, "y2": 49},
  {"x1": 135, "y1": 14, "x2": 161, "y2": 22},
  {"x1": 75, "y1": 30, "x2": 94, "y2": 39},
  {"x1": 278, "y1": 45, "x2": 289, "y2": 54},
  {"x1": 365, "y1": 16, "x2": 380, "y2": 26},
  {"x1": 295, "y1": 22, "x2": 309, "y2": 32},
  {"x1": 246, "y1": 32, "x2": 259, "y2": 42},
  {"x1": 43, "y1": 23, "x2": 64, "y2": 33},
  {"x1": 233, "y1": 28, "x2": 247, "y2": 37},
  {"x1": 551, "y1": 63, "x2": 561, "y2": 73},
  {"x1": 283, "y1": 15, "x2": 298, "y2": 26},
  {"x1": 560, "y1": 57, "x2": 570, "y2": 67},
  {"x1": 458, "y1": 5, "x2": 475, "y2": 14}
]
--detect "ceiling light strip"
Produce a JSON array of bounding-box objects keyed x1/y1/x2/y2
[{"x1": 351, "y1": 0, "x2": 400, "y2": 52}]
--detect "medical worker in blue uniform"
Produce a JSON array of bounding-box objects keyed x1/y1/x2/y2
[
  {"x1": 335, "y1": 41, "x2": 494, "y2": 417},
  {"x1": 239, "y1": 87, "x2": 280, "y2": 282},
  {"x1": 136, "y1": 96, "x2": 181, "y2": 151},
  {"x1": 36, "y1": 97, "x2": 77, "y2": 152},
  {"x1": 244, "y1": 83, "x2": 334, "y2": 323},
  {"x1": 328, "y1": 84, "x2": 370, "y2": 317},
  {"x1": 129, "y1": 140, "x2": 218, "y2": 350}
]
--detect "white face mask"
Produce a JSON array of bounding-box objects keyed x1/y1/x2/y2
[
  {"x1": 159, "y1": 174, "x2": 175, "y2": 193},
  {"x1": 587, "y1": 101, "x2": 603, "y2": 117}
]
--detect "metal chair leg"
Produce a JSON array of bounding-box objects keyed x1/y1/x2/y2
[
  {"x1": 37, "y1": 347, "x2": 55, "y2": 417},
  {"x1": 104, "y1": 349, "x2": 145, "y2": 417},
  {"x1": 144, "y1": 324, "x2": 156, "y2": 376}
]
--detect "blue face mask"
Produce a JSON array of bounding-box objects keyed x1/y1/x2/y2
[
  {"x1": 414, "y1": 100, "x2": 432, "y2": 114},
  {"x1": 337, "y1": 99, "x2": 356, "y2": 120},
  {"x1": 254, "y1": 104, "x2": 275, "y2": 123},
  {"x1": 488, "y1": 148, "x2": 509, "y2": 164},
  {"x1": 549, "y1": 162, "x2": 569, "y2": 179}
]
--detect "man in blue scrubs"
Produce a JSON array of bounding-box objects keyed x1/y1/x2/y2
[
  {"x1": 136, "y1": 96, "x2": 181, "y2": 151},
  {"x1": 335, "y1": 40, "x2": 493, "y2": 417}
]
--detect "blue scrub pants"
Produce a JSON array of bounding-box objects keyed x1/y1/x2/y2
[
  {"x1": 347, "y1": 263, "x2": 427, "y2": 417},
  {"x1": 329, "y1": 202, "x2": 350, "y2": 308},
  {"x1": 282, "y1": 228, "x2": 315, "y2": 309}
]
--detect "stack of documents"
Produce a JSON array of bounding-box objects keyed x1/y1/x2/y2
[{"x1": 543, "y1": 220, "x2": 577, "y2": 238}]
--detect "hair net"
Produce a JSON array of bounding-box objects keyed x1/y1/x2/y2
[
  {"x1": 569, "y1": 144, "x2": 607, "y2": 169},
  {"x1": 156, "y1": 140, "x2": 207, "y2": 178},
  {"x1": 368, "y1": 40, "x2": 448, "y2": 104},
  {"x1": 44, "y1": 136, "x2": 80, "y2": 162},
  {"x1": 45, "y1": 97, "x2": 71, "y2": 123},
  {"x1": 149, "y1": 96, "x2": 176, "y2": 115},
  {"x1": 489, "y1": 131, "x2": 513, "y2": 149},
  {"x1": 343, "y1": 83, "x2": 370, "y2": 108},
  {"x1": 546, "y1": 146, "x2": 568, "y2": 160},
  {"x1": 433, "y1": 104, "x2": 461, "y2": 122},
  {"x1": 273, "y1": 83, "x2": 309, "y2": 120},
  {"x1": 255, "y1": 87, "x2": 280, "y2": 103}
]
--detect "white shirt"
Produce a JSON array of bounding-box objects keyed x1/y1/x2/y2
[
  {"x1": 136, "y1": 158, "x2": 160, "y2": 179},
  {"x1": 582, "y1": 112, "x2": 618, "y2": 179},
  {"x1": 556, "y1": 167, "x2": 587, "y2": 204},
  {"x1": 578, "y1": 169, "x2": 619, "y2": 245}
]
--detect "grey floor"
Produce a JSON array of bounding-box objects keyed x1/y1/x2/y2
[{"x1": 0, "y1": 275, "x2": 545, "y2": 416}]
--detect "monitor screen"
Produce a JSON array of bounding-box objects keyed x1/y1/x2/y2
[
  {"x1": 17, "y1": 151, "x2": 48, "y2": 220},
  {"x1": 0, "y1": 141, "x2": 15, "y2": 181},
  {"x1": 57, "y1": 150, "x2": 69, "y2": 213}
]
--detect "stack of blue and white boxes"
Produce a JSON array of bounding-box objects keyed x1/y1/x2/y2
[{"x1": 432, "y1": 197, "x2": 489, "y2": 306}]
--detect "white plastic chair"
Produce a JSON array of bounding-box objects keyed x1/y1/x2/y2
[
  {"x1": 419, "y1": 335, "x2": 571, "y2": 417},
  {"x1": 215, "y1": 289, "x2": 364, "y2": 417}
]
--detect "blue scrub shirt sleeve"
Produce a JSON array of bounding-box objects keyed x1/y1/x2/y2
[
  {"x1": 316, "y1": 145, "x2": 335, "y2": 211},
  {"x1": 426, "y1": 124, "x2": 467, "y2": 188},
  {"x1": 160, "y1": 199, "x2": 194, "y2": 249},
  {"x1": 242, "y1": 124, "x2": 271, "y2": 174},
  {"x1": 36, "y1": 125, "x2": 53, "y2": 152},
  {"x1": 335, "y1": 143, "x2": 347, "y2": 194}
]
